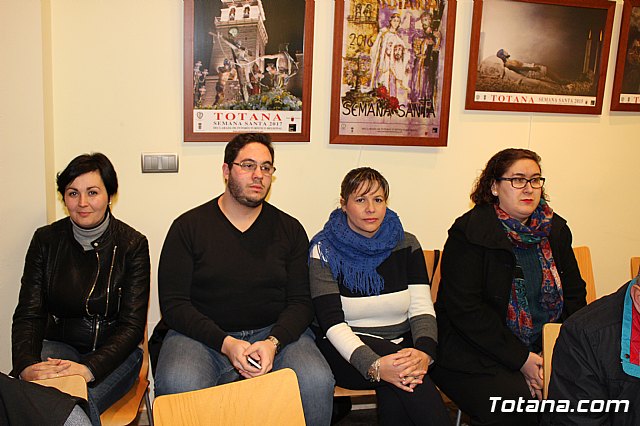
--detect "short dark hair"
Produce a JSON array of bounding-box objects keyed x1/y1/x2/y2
[
  {"x1": 340, "y1": 167, "x2": 390, "y2": 202},
  {"x1": 470, "y1": 148, "x2": 548, "y2": 205},
  {"x1": 224, "y1": 133, "x2": 274, "y2": 165},
  {"x1": 56, "y1": 152, "x2": 118, "y2": 198}
]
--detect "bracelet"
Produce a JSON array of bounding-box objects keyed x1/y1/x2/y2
[
  {"x1": 367, "y1": 358, "x2": 381, "y2": 382},
  {"x1": 266, "y1": 335, "x2": 280, "y2": 354}
]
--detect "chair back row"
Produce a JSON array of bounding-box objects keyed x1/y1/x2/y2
[{"x1": 631, "y1": 257, "x2": 640, "y2": 280}]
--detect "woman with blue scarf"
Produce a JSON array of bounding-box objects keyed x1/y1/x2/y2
[
  {"x1": 309, "y1": 167, "x2": 451, "y2": 426},
  {"x1": 430, "y1": 149, "x2": 587, "y2": 426}
]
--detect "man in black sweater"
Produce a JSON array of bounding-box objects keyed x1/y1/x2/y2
[{"x1": 151, "y1": 133, "x2": 334, "y2": 426}]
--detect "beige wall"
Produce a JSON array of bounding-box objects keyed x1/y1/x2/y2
[
  {"x1": 0, "y1": 0, "x2": 48, "y2": 373},
  {"x1": 2, "y1": 0, "x2": 639, "y2": 373}
]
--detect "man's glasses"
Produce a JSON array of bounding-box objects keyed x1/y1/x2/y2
[
  {"x1": 495, "y1": 176, "x2": 545, "y2": 189},
  {"x1": 231, "y1": 161, "x2": 276, "y2": 175}
]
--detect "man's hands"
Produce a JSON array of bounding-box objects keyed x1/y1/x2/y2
[{"x1": 221, "y1": 336, "x2": 277, "y2": 379}]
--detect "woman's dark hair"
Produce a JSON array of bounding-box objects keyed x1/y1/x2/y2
[
  {"x1": 340, "y1": 167, "x2": 390, "y2": 202},
  {"x1": 224, "y1": 133, "x2": 274, "y2": 165},
  {"x1": 56, "y1": 153, "x2": 118, "y2": 198},
  {"x1": 471, "y1": 148, "x2": 548, "y2": 205}
]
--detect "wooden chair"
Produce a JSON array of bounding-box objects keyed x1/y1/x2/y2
[
  {"x1": 152, "y1": 368, "x2": 305, "y2": 426},
  {"x1": 631, "y1": 257, "x2": 640, "y2": 279},
  {"x1": 100, "y1": 327, "x2": 153, "y2": 426},
  {"x1": 425, "y1": 249, "x2": 442, "y2": 302},
  {"x1": 31, "y1": 374, "x2": 88, "y2": 400},
  {"x1": 572, "y1": 246, "x2": 596, "y2": 303},
  {"x1": 542, "y1": 323, "x2": 562, "y2": 399}
]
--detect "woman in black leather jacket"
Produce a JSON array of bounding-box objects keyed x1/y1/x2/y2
[{"x1": 11, "y1": 153, "x2": 150, "y2": 425}]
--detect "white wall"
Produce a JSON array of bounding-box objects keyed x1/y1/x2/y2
[
  {"x1": 2, "y1": 0, "x2": 639, "y2": 373},
  {"x1": 0, "y1": 0, "x2": 47, "y2": 372}
]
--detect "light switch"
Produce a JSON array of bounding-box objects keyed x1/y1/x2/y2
[{"x1": 141, "y1": 153, "x2": 179, "y2": 173}]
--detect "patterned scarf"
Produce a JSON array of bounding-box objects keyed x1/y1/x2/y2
[
  {"x1": 495, "y1": 200, "x2": 564, "y2": 346},
  {"x1": 309, "y1": 207, "x2": 404, "y2": 296}
]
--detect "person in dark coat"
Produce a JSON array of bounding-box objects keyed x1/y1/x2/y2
[
  {"x1": 431, "y1": 148, "x2": 587, "y2": 425},
  {"x1": 544, "y1": 274, "x2": 640, "y2": 426}
]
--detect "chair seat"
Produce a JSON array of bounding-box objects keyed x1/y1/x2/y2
[
  {"x1": 100, "y1": 376, "x2": 150, "y2": 425},
  {"x1": 333, "y1": 386, "x2": 375, "y2": 398},
  {"x1": 31, "y1": 374, "x2": 88, "y2": 400}
]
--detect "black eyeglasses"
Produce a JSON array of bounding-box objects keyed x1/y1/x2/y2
[
  {"x1": 496, "y1": 176, "x2": 545, "y2": 189},
  {"x1": 231, "y1": 161, "x2": 276, "y2": 175}
]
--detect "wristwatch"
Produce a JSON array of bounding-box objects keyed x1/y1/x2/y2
[{"x1": 267, "y1": 335, "x2": 280, "y2": 354}]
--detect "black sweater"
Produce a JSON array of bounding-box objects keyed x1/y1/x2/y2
[{"x1": 155, "y1": 197, "x2": 313, "y2": 354}]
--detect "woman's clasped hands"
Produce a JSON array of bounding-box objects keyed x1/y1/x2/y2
[
  {"x1": 379, "y1": 348, "x2": 431, "y2": 392},
  {"x1": 20, "y1": 358, "x2": 94, "y2": 383}
]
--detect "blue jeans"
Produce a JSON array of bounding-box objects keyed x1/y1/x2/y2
[
  {"x1": 42, "y1": 340, "x2": 143, "y2": 426},
  {"x1": 155, "y1": 326, "x2": 335, "y2": 426}
]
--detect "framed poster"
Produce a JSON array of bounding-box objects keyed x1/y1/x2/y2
[
  {"x1": 465, "y1": 0, "x2": 615, "y2": 115},
  {"x1": 329, "y1": 0, "x2": 457, "y2": 146},
  {"x1": 184, "y1": 0, "x2": 314, "y2": 142},
  {"x1": 610, "y1": 0, "x2": 640, "y2": 111}
]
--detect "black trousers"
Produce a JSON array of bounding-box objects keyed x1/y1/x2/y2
[
  {"x1": 316, "y1": 331, "x2": 452, "y2": 426},
  {"x1": 430, "y1": 364, "x2": 539, "y2": 426}
]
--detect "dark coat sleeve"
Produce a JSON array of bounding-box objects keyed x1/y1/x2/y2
[
  {"x1": 0, "y1": 372, "x2": 86, "y2": 426},
  {"x1": 544, "y1": 321, "x2": 609, "y2": 425},
  {"x1": 11, "y1": 230, "x2": 50, "y2": 377}
]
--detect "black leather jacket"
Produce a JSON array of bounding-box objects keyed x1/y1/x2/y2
[{"x1": 11, "y1": 213, "x2": 150, "y2": 383}]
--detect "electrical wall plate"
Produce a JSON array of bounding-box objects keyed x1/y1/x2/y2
[{"x1": 141, "y1": 153, "x2": 179, "y2": 173}]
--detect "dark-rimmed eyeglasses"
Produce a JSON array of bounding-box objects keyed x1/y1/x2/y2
[
  {"x1": 231, "y1": 161, "x2": 276, "y2": 175},
  {"x1": 495, "y1": 176, "x2": 545, "y2": 189}
]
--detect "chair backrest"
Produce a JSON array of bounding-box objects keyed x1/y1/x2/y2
[
  {"x1": 153, "y1": 368, "x2": 305, "y2": 426},
  {"x1": 423, "y1": 249, "x2": 442, "y2": 302},
  {"x1": 542, "y1": 323, "x2": 562, "y2": 399},
  {"x1": 631, "y1": 257, "x2": 640, "y2": 279},
  {"x1": 572, "y1": 246, "x2": 596, "y2": 304},
  {"x1": 31, "y1": 374, "x2": 88, "y2": 400},
  {"x1": 100, "y1": 326, "x2": 151, "y2": 426}
]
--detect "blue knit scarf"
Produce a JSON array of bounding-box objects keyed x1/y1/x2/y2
[{"x1": 309, "y1": 208, "x2": 404, "y2": 296}]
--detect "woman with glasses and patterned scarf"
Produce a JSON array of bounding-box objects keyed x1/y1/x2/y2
[
  {"x1": 430, "y1": 148, "x2": 587, "y2": 426},
  {"x1": 309, "y1": 167, "x2": 451, "y2": 426}
]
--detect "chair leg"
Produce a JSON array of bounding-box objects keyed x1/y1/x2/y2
[
  {"x1": 144, "y1": 389, "x2": 154, "y2": 426},
  {"x1": 455, "y1": 408, "x2": 462, "y2": 426}
]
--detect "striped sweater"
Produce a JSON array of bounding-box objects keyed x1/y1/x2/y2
[{"x1": 310, "y1": 232, "x2": 437, "y2": 378}]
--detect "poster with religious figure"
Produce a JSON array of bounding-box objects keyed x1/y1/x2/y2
[
  {"x1": 611, "y1": 0, "x2": 640, "y2": 112},
  {"x1": 184, "y1": 0, "x2": 314, "y2": 142},
  {"x1": 330, "y1": 0, "x2": 457, "y2": 146}
]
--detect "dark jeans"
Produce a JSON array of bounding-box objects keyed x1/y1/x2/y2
[
  {"x1": 154, "y1": 326, "x2": 335, "y2": 426},
  {"x1": 42, "y1": 340, "x2": 143, "y2": 426},
  {"x1": 316, "y1": 332, "x2": 451, "y2": 426}
]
